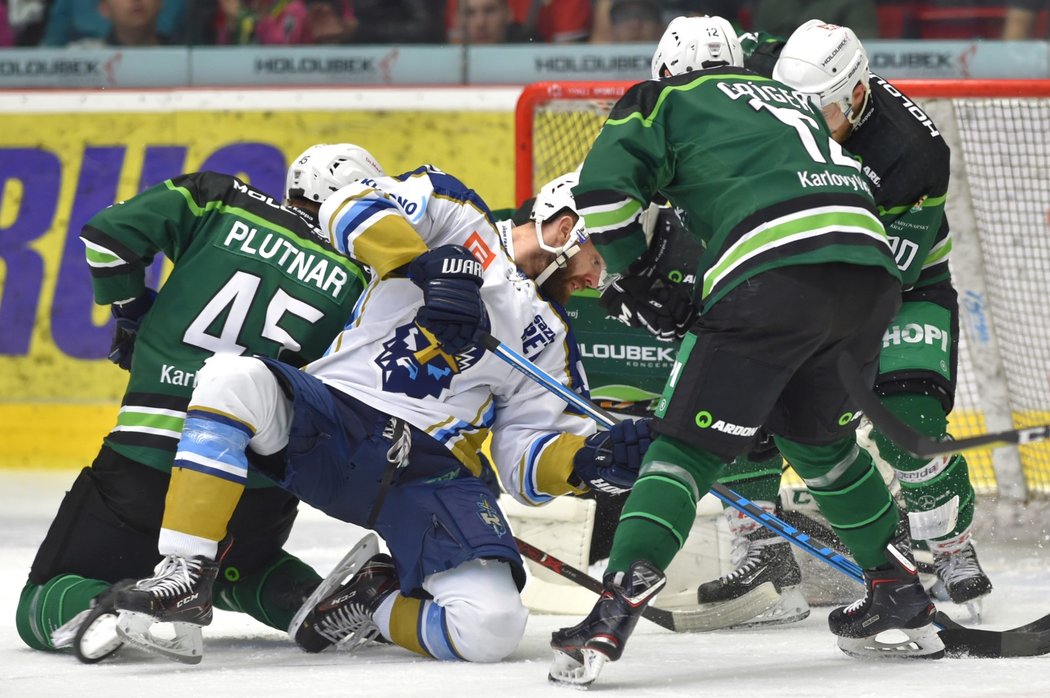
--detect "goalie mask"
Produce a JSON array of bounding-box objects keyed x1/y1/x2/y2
[
  {"x1": 530, "y1": 172, "x2": 590, "y2": 286},
  {"x1": 285, "y1": 143, "x2": 386, "y2": 203},
  {"x1": 651, "y1": 15, "x2": 743, "y2": 79},
  {"x1": 773, "y1": 20, "x2": 870, "y2": 126}
]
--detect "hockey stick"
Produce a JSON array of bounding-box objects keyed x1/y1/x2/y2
[
  {"x1": 515, "y1": 536, "x2": 783, "y2": 633},
  {"x1": 483, "y1": 332, "x2": 1050, "y2": 658},
  {"x1": 836, "y1": 353, "x2": 1050, "y2": 458}
]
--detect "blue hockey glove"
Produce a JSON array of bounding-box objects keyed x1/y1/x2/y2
[
  {"x1": 408, "y1": 245, "x2": 489, "y2": 355},
  {"x1": 572, "y1": 419, "x2": 652, "y2": 495},
  {"x1": 107, "y1": 289, "x2": 156, "y2": 371}
]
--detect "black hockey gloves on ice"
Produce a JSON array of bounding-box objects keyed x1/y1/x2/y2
[
  {"x1": 108, "y1": 289, "x2": 156, "y2": 371},
  {"x1": 409, "y1": 245, "x2": 490, "y2": 355},
  {"x1": 572, "y1": 419, "x2": 652, "y2": 495}
]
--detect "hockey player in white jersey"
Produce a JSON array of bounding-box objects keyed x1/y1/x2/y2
[{"x1": 112, "y1": 167, "x2": 652, "y2": 663}]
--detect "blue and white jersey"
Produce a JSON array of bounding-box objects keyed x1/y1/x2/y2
[{"x1": 311, "y1": 165, "x2": 597, "y2": 505}]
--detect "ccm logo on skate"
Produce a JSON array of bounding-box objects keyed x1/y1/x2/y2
[
  {"x1": 694, "y1": 411, "x2": 758, "y2": 437},
  {"x1": 176, "y1": 593, "x2": 200, "y2": 608}
]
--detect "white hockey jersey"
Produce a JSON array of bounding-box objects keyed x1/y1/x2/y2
[{"x1": 310, "y1": 165, "x2": 597, "y2": 505}]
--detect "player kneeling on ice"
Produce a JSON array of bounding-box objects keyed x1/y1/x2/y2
[
  {"x1": 17, "y1": 143, "x2": 380, "y2": 664},
  {"x1": 112, "y1": 168, "x2": 652, "y2": 663}
]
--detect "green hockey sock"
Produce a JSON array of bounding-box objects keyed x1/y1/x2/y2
[
  {"x1": 719, "y1": 453, "x2": 782, "y2": 505},
  {"x1": 16, "y1": 576, "x2": 109, "y2": 651},
  {"x1": 607, "y1": 436, "x2": 725, "y2": 574},
  {"x1": 214, "y1": 552, "x2": 322, "y2": 632},
  {"x1": 871, "y1": 393, "x2": 976, "y2": 542},
  {"x1": 776, "y1": 436, "x2": 898, "y2": 569}
]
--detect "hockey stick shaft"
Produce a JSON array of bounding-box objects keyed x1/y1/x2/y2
[
  {"x1": 836, "y1": 353, "x2": 1050, "y2": 458},
  {"x1": 513, "y1": 536, "x2": 677, "y2": 631},
  {"x1": 480, "y1": 332, "x2": 864, "y2": 583},
  {"x1": 485, "y1": 334, "x2": 1050, "y2": 656}
]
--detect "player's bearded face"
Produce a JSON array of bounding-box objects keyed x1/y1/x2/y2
[{"x1": 540, "y1": 242, "x2": 605, "y2": 305}]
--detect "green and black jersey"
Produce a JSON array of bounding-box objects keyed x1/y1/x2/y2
[
  {"x1": 81, "y1": 172, "x2": 369, "y2": 484},
  {"x1": 573, "y1": 67, "x2": 900, "y2": 311},
  {"x1": 742, "y1": 35, "x2": 952, "y2": 291}
]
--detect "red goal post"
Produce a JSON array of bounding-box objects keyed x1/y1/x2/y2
[{"x1": 515, "y1": 79, "x2": 1050, "y2": 501}]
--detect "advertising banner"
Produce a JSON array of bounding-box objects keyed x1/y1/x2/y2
[{"x1": 0, "y1": 89, "x2": 516, "y2": 465}]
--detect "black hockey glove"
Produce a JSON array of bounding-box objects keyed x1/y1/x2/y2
[
  {"x1": 600, "y1": 209, "x2": 699, "y2": 342},
  {"x1": 408, "y1": 245, "x2": 489, "y2": 355},
  {"x1": 571, "y1": 419, "x2": 652, "y2": 495},
  {"x1": 600, "y1": 276, "x2": 697, "y2": 342},
  {"x1": 107, "y1": 289, "x2": 156, "y2": 371}
]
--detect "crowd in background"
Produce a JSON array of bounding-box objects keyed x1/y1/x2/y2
[{"x1": 0, "y1": 0, "x2": 1047, "y2": 49}]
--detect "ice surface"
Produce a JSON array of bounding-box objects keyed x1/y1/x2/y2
[{"x1": 3, "y1": 469, "x2": 1049, "y2": 697}]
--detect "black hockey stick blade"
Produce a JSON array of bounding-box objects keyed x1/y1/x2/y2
[
  {"x1": 514, "y1": 537, "x2": 678, "y2": 632},
  {"x1": 836, "y1": 353, "x2": 1050, "y2": 458},
  {"x1": 939, "y1": 625, "x2": 1050, "y2": 659}
]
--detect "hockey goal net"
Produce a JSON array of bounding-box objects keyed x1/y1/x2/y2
[{"x1": 516, "y1": 79, "x2": 1050, "y2": 503}]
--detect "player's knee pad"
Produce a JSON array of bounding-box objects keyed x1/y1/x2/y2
[
  {"x1": 214, "y1": 551, "x2": 320, "y2": 631},
  {"x1": 426, "y1": 559, "x2": 528, "y2": 663},
  {"x1": 193, "y1": 355, "x2": 290, "y2": 453},
  {"x1": 29, "y1": 465, "x2": 161, "y2": 585}
]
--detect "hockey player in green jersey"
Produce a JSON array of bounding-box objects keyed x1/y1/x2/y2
[
  {"x1": 15, "y1": 143, "x2": 378, "y2": 663},
  {"x1": 688, "y1": 19, "x2": 992, "y2": 627},
  {"x1": 548, "y1": 15, "x2": 943, "y2": 686}
]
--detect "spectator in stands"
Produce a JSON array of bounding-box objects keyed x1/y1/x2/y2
[
  {"x1": 1003, "y1": 0, "x2": 1048, "y2": 38},
  {"x1": 98, "y1": 0, "x2": 168, "y2": 45},
  {"x1": 447, "y1": 0, "x2": 592, "y2": 44},
  {"x1": 448, "y1": 0, "x2": 530, "y2": 44},
  {"x1": 591, "y1": 0, "x2": 663, "y2": 43},
  {"x1": 750, "y1": 0, "x2": 879, "y2": 39},
  {"x1": 7, "y1": 0, "x2": 49, "y2": 45},
  {"x1": 1, "y1": 1, "x2": 13, "y2": 45},
  {"x1": 41, "y1": 0, "x2": 186, "y2": 45},
  {"x1": 350, "y1": 0, "x2": 446, "y2": 44},
  {"x1": 215, "y1": 0, "x2": 305, "y2": 43},
  {"x1": 303, "y1": 0, "x2": 356, "y2": 43}
]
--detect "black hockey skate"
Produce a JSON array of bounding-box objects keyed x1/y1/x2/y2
[
  {"x1": 113, "y1": 554, "x2": 220, "y2": 664},
  {"x1": 292, "y1": 550, "x2": 398, "y2": 653},
  {"x1": 549, "y1": 560, "x2": 666, "y2": 687},
  {"x1": 51, "y1": 580, "x2": 135, "y2": 664},
  {"x1": 932, "y1": 541, "x2": 992, "y2": 620},
  {"x1": 696, "y1": 528, "x2": 809, "y2": 629},
  {"x1": 829, "y1": 534, "x2": 944, "y2": 659}
]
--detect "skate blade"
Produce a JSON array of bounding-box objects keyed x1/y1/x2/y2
[
  {"x1": 75, "y1": 612, "x2": 124, "y2": 664},
  {"x1": 51, "y1": 608, "x2": 92, "y2": 649},
  {"x1": 548, "y1": 648, "x2": 608, "y2": 688},
  {"x1": 837, "y1": 624, "x2": 946, "y2": 660},
  {"x1": 731, "y1": 586, "x2": 811, "y2": 630},
  {"x1": 288, "y1": 532, "x2": 380, "y2": 641},
  {"x1": 116, "y1": 611, "x2": 204, "y2": 665},
  {"x1": 963, "y1": 598, "x2": 984, "y2": 625},
  {"x1": 674, "y1": 582, "x2": 784, "y2": 632}
]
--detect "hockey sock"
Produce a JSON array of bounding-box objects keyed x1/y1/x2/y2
[
  {"x1": 213, "y1": 551, "x2": 322, "y2": 632},
  {"x1": 607, "y1": 435, "x2": 725, "y2": 574},
  {"x1": 16, "y1": 576, "x2": 109, "y2": 651},
  {"x1": 871, "y1": 393, "x2": 976, "y2": 543},
  {"x1": 718, "y1": 450, "x2": 782, "y2": 536},
  {"x1": 160, "y1": 413, "x2": 252, "y2": 558},
  {"x1": 776, "y1": 436, "x2": 898, "y2": 569},
  {"x1": 384, "y1": 595, "x2": 463, "y2": 660}
]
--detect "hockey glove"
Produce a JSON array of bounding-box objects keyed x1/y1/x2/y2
[
  {"x1": 600, "y1": 276, "x2": 697, "y2": 342},
  {"x1": 107, "y1": 289, "x2": 157, "y2": 371},
  {"x1": 572, "y1": 419, "x2": 652, "y2": 495},
  {"x1": 408, "y1": 245, "x2": 489, "y2": 355}
]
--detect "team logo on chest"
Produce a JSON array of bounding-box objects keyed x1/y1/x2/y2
[{"x1": 374, "y1": 322, "x2": 483, "y2": 399}]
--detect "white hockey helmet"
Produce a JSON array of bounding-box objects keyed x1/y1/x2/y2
[
  {"x1": 650, "y1": 15, "x2": 743, "y2": 79},
  {"x1": 530, "y1": 171, "x2": 590, "y2": 286},
  {"x1": 773, "y1": 20, "x2": 870, "y2": 124},
  {"x1": 284, "y1": 143, "x2": 385, "y2": 203}
]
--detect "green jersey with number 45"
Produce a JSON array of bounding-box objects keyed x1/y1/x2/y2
[
  {"x1": 574, "y1": 67, "x2": 900, "y2": 310},
  {"x1": 81, "y1": 172, "x2": 369, "y2": 482}
]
